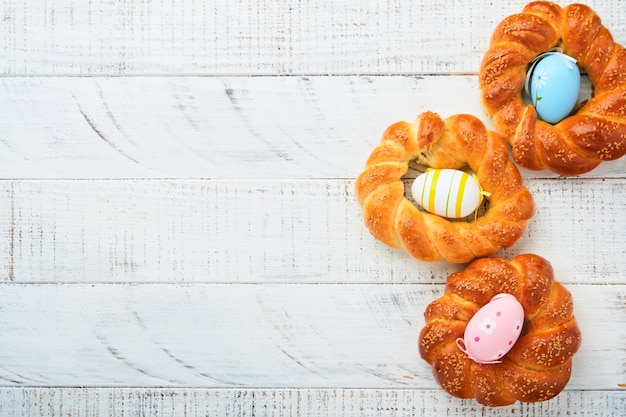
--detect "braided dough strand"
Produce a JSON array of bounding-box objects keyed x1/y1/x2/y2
[
  {"x1": 418, "y1": 254, "x2": 582, "y2": 406},
  {"x1": 479, "y1": 1, "x2": 626, "y2": 175},
  {"x1": 355, "y1": 112, "x2": 535, "y2": 263}
]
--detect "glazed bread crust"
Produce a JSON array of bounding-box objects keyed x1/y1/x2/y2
[
  {"x1": 479, "y1": 1, "x2": 626, "y2": 175},
  {"x1": 355, "y1": 111, "x2": 534, "y2": 263},
  {"x1": 418, "y1": 254, "x2": 582, "y2": 406}
]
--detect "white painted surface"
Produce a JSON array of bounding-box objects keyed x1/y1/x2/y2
[
  {"x1": 2, "y1": 0, "x2": 625, "y2": 76},
  {"x1": 1, "y1": 0, "x2": 625, "y2": 415}
]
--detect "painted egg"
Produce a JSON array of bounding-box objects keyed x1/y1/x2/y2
[
  {"x1": 456, "y1": 293, "x2": 524, "y2": 364},
  {"x1": 411, "y1": 168, "x2": 486, "y2": 219},
  {"x1": 525, "y1": 52, "x2": 581, "y2": 124}
]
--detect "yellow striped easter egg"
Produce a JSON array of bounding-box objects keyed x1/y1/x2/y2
[{"x1": 411, "y1": 168, "x2": 486, "y2": 219}]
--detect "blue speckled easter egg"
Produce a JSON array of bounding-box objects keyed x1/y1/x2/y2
[{"x1": 528, "y1": 53, "x2": 581, "y2": 124}]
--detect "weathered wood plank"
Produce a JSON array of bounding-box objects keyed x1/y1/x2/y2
[
  {"x1": 0, "y1": 76, "x2": 623, "y2": 179},
  {"x1": 2, "y1": 0, "x2": 624, "y2": 76},
  {"x1": 1, "y1": 0, "x2": 623, "y2": 415},
  {"x1": 0, "y1": 179, "x2": 623, "y2": 284},
  {"x1": 0, "y1": 283, "x2": 622, "y2": 389},
  {"x1": 0, "y1": 388, "x2": 624, "y2": 417}
]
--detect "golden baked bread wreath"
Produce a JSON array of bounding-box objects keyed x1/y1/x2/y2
[
  {"x1": 355, "y1": 111, "x2": 535, "y2": 264},
  {"x1": 479, "y1": 1, "x2": 626, "y2": 176},
  {"x1": 418, "y1": 254, "x2": 582, "y2": 407}
]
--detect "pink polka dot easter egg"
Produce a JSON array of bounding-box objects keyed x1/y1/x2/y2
[{"x1": 456, "y1": 293, "x2": 524, "y2": 364}]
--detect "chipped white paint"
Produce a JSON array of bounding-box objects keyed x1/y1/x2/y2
[
  {"x1": 0, "y1": 179, "x2": 623, "y2": 284},
  {"x1": 0, "y1": 389, "x2": 623, "y2": 417},
  {"x1": 1, "y1": 0, "x2": 624, "y2": 76},
  {"x1": 0, "y1": 284, "x2": 623, "y2": 389},
  {"x1": 0, "y1": 76, "x2": 622, "y2": 179},
  {"x1": 0, "y1": 0, "x2": 625, "y2": 415}
]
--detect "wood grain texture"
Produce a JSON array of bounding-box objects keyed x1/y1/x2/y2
[
  {"x1": 0, "y1": 76, "x2": 624, "y2": 179},
  {"x1": 0, "y1": 179, "x2": 623, "y2": 284},
  {"x1": 0, "y1": 284, "x2": 623, "y2": 389},
  {"x1": 1, "y1": 0, "x2": 624, "y2": 76},
  {"x1": 0, "y1": 388, "x2": 624, "y2": 417},
  {"x1": 1, "y1": 0, "x2": 625, "y2": 414}
]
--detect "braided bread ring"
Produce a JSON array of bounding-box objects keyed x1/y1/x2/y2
[
  {"x1": 419, "y1": 254, "x2": 581, "y2": 407},
  {"x1": 355, "y1": 112, "x2": 535, "y2": 264},
  {"x1": 479, "y1": 1, "x2": 626, "y2": 176}
]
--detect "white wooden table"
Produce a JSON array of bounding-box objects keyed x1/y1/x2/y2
[{"x1": 1, "y1": 0, "x2": 625, "y2": 415}]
